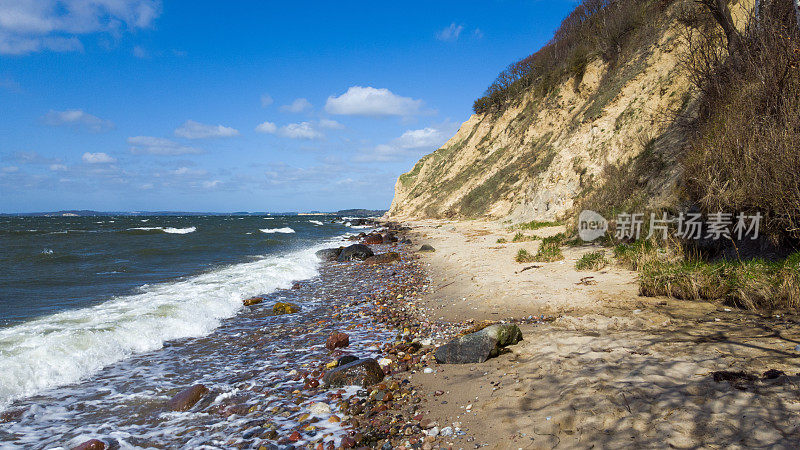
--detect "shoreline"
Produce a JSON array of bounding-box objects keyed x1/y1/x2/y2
[{"x1": 396, "y1": 218, "x2": 800, "y2": 448}]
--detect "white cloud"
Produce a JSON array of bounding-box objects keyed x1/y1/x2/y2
[
  {"x1": 318, "y1": 118, "x2": 344, "y2": 129},
  {"x1": 49, "y1": 163, "x2": 67, "y2": 171},
  {"x1": 255, "y1": 121, "x2": 277, "y2": 134},
  {"x1": 325, "y1": 86, "x2": 424, "y2": 117},
  {"x1": 279, "y1": 122, "x2": 323, "y2": 140},
  {"x1": 436, "y1": 23, "x2": 464, "y2": 42},
  {"x1": 355, "y1": 124, "x2": 457, "y2": 162},
  {"x1": 256, "y1": 121, "x2": 324, "y2": 140},
  {"x1": 174, "y1": 119, "x2": 239, "y2": 139},
  {"x1": 82, "y1": 152, "x2": 115, "y2": 164},
  {"x1": 128, "y1": 136, "x2": 202, "y2": 155},
  {"x1": 171, "y1": 166, "x2": 207, "y2": 176},
  {"x1": 0, "y1": 0, "x2": 162, "y2": 55},
  {"x1": 1, "y1": 165, "x2": 18, "y2": 173},
  {"x1": 260, "y1": 94, "x2": 273, "y2": 107},
  {"x1": 202, "y1": 180, "x2": 221, "y2": 189},
  {"x1": 473, "y1": 28, "x2": 484, "y2": 39},
  {"x1": 280, "y1": 97, "x2": 312, "y2": 113},
  {"x1": 42, "y1": 109, "x2": 113, "y2": 132},
  {"x1": 132, "y1": 45, "x2": 147, "y2": 58}
]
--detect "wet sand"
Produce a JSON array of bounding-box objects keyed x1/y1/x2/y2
[{"x1": 403, "y1": 219, "x2": 800, "y2": 449}]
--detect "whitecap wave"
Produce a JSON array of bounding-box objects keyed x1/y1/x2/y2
[
  {"x1": 309, "y1": 220, "x2": 324, "y2": 226},
  {"x1": 0, "y1": 245, "x2": 324, "y2": 409},
  {"x1": 164, "y1": 227, "x2": 196, "y2": 234},
  {"x1": 126, "y1": 227, "x2": 196, "y2": 234},
  {"x1": 259, "y1": 227, "x2": 295, "y2": 234}
]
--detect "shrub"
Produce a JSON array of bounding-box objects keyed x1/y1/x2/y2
[
  {"x1": 576, "y1": 250, "x2": 610, "y2": 271},
  {"x1": 681, "y1": 1, "x2": 800, "y2": 241}
]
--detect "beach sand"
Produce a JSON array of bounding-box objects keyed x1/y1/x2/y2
[{"x1": 403, "y1": 219, "x2": 800, "y2": 449}]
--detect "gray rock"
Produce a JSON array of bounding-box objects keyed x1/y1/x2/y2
[
  {"x1": 418, "y1": 244, "x2": 435, "y2": 252},
  {"x1": 337, "y1": 244, "x2": 375, "y2": 262},
  {"x1": 323, "y1": 358, "x2": 384, "y2": 387},
  {"x1": 167, "y1": 384, "x2": 209, "y2": 411},
  {"x1": 315, "y1": 248, "x2": 342, "y2": 261},
  {"x1": 435, "y1": 324, "x2": 523, "y2": 364}
]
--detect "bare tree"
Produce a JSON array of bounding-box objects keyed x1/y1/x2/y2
[
  {"x1": 794, "y1": 0, "x2": 800, "y2": 33},
  {"x1": 696, "y1": 0, "x2": 742, "y2": 52}
]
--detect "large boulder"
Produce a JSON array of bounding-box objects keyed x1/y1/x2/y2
[
  {"x1": 315, "y1": 248, "x2": 342, "y2": 261},
  {"x1": 482, "y1": 324, "x2": 523, "y2": 346},
  {"x1": 363, "y1": 252, "x2": 401, "y2": 265},
  {"x1": 167, "y1": 384, "x2": 209, "y2": 411},
  {"x1": 435, "y1": 324, "x2": 523, "y2": 364},
  {"x1": 323, "y1": 358, "x2": 384, "y2": 387},
  {"x1": 337, "y1": 244, "x2": 374, "y2": 262},
  {"x1": 383, "y1": 233, "x2": 399, "y2": 243}
]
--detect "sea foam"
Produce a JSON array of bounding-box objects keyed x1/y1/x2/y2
[
  {"x1": 0, "y1": 245, "x2": 322, "y2": 409},
  {"x1": 259, "y1": 227, "x2": 295, "y2": 234}
]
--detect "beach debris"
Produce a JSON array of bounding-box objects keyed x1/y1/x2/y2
[
  {"x1": 711, "y1": 370, "x2": 758, "y2": 390},
  {"x1": 516, "y1": 264, "x2": 542, "y2": 273},
  {"x1": 326, "y1": 331, "x2": 350, "y2": 350},
  {"x1": 167, "y1": 384, "x2": 209, "y2": 411},
  {"x1": 272, "y1": 302, "x2": 299, "y2": 315},
  {"x1": 315, "y1": 247, "x2": 342, "y2": 261},
  {"x1": 577, "y1": 276, "x2": 597, "y2": 285},
  {"x1": 242, "y1": 296, "x2": 263, "y2": 306},
  {"x1": 337, "y1": 244, "x2": 375, "y2": 262},
  {"x1": 418, "y1": 244, "x2": 435, "y2": 253},
  {"x1": 323, "y1": 358, "x2": 384, "y2": 387},
  {"x1": 363, "y1": 252, "x2": 401, "y2": 265},
  {"x1": 435, "y1": 324, "x2": 523, "y2": 364},
  {"x1": 72, "y1": 439, "x2": 106, "y2": 450}
]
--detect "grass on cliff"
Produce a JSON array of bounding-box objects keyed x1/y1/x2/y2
[
  {"x1": 512, "y1": 220, "x2": 562, "y2": 231},
  {"x1": 511, "y1": 232, "x2": 538, "y2": 243},
  {"x1": 473, "y1": 0, "x2": 673, "y2": 114}
]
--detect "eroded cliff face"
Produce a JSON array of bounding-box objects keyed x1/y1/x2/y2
[{"x1": 388, "y1": 22, "x2": 692, "y2": 222}]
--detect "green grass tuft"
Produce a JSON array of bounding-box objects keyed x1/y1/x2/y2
[
  {"x1": 576, "y1": 250, "x2": 610, "y2": 271},
  {"x1": 515, "y1": 249, "x2": 536, "y2": 263},
  {"x1": 512, "y1": 220, "x2": 562, "y2": 231}
]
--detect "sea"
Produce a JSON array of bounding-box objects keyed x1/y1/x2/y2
[{"x1": 0, "y1": 214, "x2": 383, "y2": 448}]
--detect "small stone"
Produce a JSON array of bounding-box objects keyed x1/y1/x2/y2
[
  {"x1": 418, "y1": 244, "x2": 435, "y2": 253},
  {"x1": 440, "y1": 426, "x2": 453, "y2": 436},
  {"x1": 423, "y1": 368, "x2": 433, "y2": 374},
  {"x1": 272, "y1": 302, "x2": 300, "y2": 315},
  {"x1": 72, "y1": 439, "x2": 106, "y2": 450},
  {"x1": 427, "y1": 426, "x2": 440, "y2": 437},
  {"x1": 308, "y1": 402, "x2": 331, "y2": 416},
  {"x1": 243, "y1": 297, "x2": 263, "y2": 306},
  {"x1": 167, "y1": 384, "x2": 209, "y2": 411},
  {"x1": 326, "y1": 332, "x2": 350, "y2": 351}
]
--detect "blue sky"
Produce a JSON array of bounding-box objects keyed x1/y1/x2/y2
[{"x1": 0, "y1": 0, "x2": 575, "y2": 213}]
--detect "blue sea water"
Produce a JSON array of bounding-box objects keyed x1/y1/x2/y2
[{"x1": 0, "y1": 214, "x2": 368, "y2": 410}]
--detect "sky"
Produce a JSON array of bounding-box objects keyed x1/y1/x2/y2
[{"x1": 0, "y1": 0, "x2": 576, "y2": 213}]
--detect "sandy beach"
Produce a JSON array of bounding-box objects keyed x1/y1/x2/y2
[{"x1": 402, "y1": 219, "x2": 800, "y2": 449}]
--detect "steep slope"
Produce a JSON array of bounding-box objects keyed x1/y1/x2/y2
[{"x1": 389, "y1": 0, "x2": 755, "y2": 222}]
